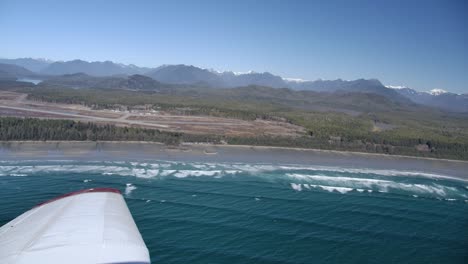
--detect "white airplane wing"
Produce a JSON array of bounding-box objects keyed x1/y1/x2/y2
[{"x1": 0, "y1": 188, "x2": 150, "y2": 264}]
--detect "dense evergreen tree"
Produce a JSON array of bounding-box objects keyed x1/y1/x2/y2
[{"x1": 0, "y1": 117, "x2": 185, "y2": 144}]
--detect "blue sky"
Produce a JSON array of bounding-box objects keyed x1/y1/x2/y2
[{"x1": 0, "y1": 0, "x2": 467, "y2": 93}]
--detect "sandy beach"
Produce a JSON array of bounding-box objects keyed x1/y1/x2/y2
[{"x1": 1, "y1": 141, "x2": 467, "y2": 180}]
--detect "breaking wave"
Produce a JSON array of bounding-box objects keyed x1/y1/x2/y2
[
  {"x1": 0, "y1": 160, "x2": 466, "y2": 200},
  {"x1": 285, "y1": 173, "x2": 464, "y2": 198}
]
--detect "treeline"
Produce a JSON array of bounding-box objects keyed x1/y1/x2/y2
[
  {"x1": 225, "y1": 136, "x2": 468, "y2": 160},
  {"x1": 1, "y1": 117, "x2": 467, "y2": 160},
  {"x1": 0, "y1": 117, "x2": 184, "y2": 144}
]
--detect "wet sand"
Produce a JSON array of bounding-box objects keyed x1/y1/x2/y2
[{"x1": 1, "y1": 141, "x2": 467, "y2": 180}]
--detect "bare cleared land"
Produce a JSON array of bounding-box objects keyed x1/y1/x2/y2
[{"x1": 0, "y1": 91, "x2": 305, "y2": 137}]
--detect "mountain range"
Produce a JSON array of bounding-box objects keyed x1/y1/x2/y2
[
  {"x1": 0, "y1": 58, "x2": 52, "y2": 72},
  {"x1": 38, "y1": 73, "x2": 166, "y2": 92},
  {"x1": 0, "y1": 63, "x2": 36, "y2": 80},
  {"x1": 0, "y1": 57, "x2": 466, "y2": 112}
]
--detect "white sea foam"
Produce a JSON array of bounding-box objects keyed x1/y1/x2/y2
[
  {"x1": 224, "y1": 170, "x2": 241, "y2": 175},
  {"x1": 159, "y1": 170, "x2": 176, "y2": 176},
  {"x1": 195, "y1": 162, "x2": 463, "y2": 183},
  {"x1": 145, "y1": 169, "x2": 160, "y2": 177},
  {"x1": 192, "y1": 164, "x2": 208, "y2": 169},
  {"x1": 0, "y1": 161, "x2": 460, "y2": 182},
  {"x1": 287, "y1": 174, "x2": 391, "y2": 184},
  {"x1": 83, "y1": 179, "x2": 92, "y2": 183},
  {"x1": 173, "y1": 170, "x2": 221, "y2": 178},
  {"x1": 131, "y1": 168, "x2": 146, "y2": 177},
  {"x1": 0, "y1": 162, "x2": 465, "y2": 199},
  {"x1": 125, "y1": 183, "x2": 137, "y2": 196},
  {"x1": 130, "y1": 168, "x2": 159, "y2": 178},
  {"x1": 277, "y1": 164, "x2": 459, "y2": 180},
  {"x1": 305, "y1": 184, "x2": 351, "y2": 194},
  {"x1": 2, "y1": 160, "x2": 455, "y2": 181},
  {"x1": 317, "y1": 185, "x2": 354, "y2": 194},
  {"x1": 293, "y1": 183, "x2": 358, "y2": 194},
  {"x1": 290, "y1": 183, "x2": 303, "y2": 191},
  {"x1": 411, "y1": 184, "x2": 449, "y2": 196},
  {"x1": 0, "y1": 163, "x2": 232, "y2": 179},
  {"x1": 286, "y1": 173, "x2": 461, "y2": 198},
  {"x1": 288, "y1": 180, "x2": 459, "y2": 198}
]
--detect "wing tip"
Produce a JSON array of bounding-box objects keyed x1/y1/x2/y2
[{"x1": 34, "y1": 188, "x2": 121, "y2": 208}]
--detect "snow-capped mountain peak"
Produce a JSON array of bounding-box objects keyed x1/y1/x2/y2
[
  {"x1": 385, "y1": 85, "x2": 408, "y2": 89},
  {"x1": 232, "y1": 70, "x2": 256, "y2": 76},
  {"x1": 429, "y1": 89, "x2": 448, "y2": 96},
  {"x1": 283, "y1": 77, "x2": 310, "y2": 83},
  {"x1": 209, "y1": 69, "x2": 257, "y2": 76}
]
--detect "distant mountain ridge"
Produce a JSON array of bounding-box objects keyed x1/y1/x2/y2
[
  {"x1": 0, "y1": 57, "x2": 466, "y2": 112},
  {"x1": 145, "y1": 65, "x2": 225, "y2": 86},
  {"x1": 41, "y1": 60, "x2": 151, "y2": 76},
  {"x1": 0, "y1": 58, "x2": 52, "y2": 72},
  {"x1": 391, "y1": 86, "x2": 468, "y2": 113},
  {"x1": 145, "y1": 65, "x2": 291, "y2": 88},
  {"x1": 214, "y1": 70, "x2": 287, "y2": 88},
  {"x1": 40, "y1": 73, "x2": 165, "y2": 91},
  {"x1": 0, "y1": 63, "x2": 36, "y2": 80}
]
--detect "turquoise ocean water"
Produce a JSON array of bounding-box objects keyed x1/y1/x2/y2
[{"x1": 0, "y1": 159, "x2": 467, "y2": 263}]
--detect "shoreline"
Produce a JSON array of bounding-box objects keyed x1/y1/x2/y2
[
  {"x1": 1, "y1": 140, "x2": 468, "y2": 180},
  {"x1": 1, "y1": 140, "x2": 467, "y2": 163},
  {"x1": 189, "y1": 143, "x2": 468, "y2": 164}
]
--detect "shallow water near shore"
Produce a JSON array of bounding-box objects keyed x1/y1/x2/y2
[{"x1": 0, "y1": 158, "x2": 467, "y2": 263}]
